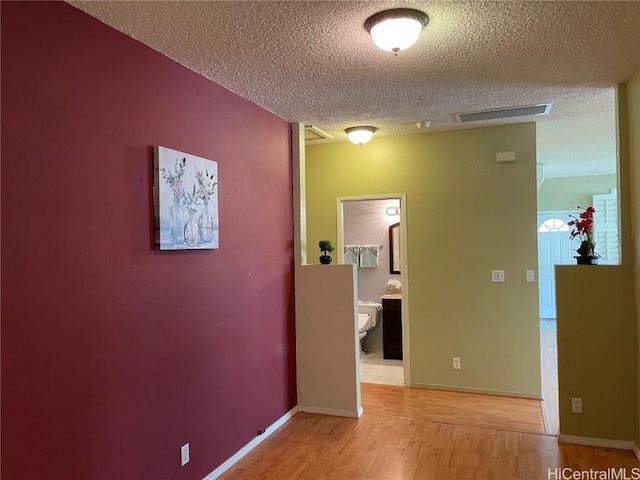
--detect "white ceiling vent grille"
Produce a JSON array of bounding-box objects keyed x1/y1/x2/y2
[
  {"x1": 304, "y1": 125, "x2": 333, "y2": 141},
  {"x1": 455, "y1": 103, "x2": 552, "y2": 123}
]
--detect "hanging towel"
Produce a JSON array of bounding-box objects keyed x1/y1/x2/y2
[
  {"x1": 359, "y1": 245, "x2": 380, "y2": 268},
  {"x1": 344, "y1": 245, "x2": 360, "y2": 265}
]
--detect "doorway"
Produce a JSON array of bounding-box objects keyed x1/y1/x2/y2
[
  {"x1": 337, "y1": 194, "x2": 409, "y2": 386},
  {"x1": 537, "y1": 210, "x2": 576, "y2": 434},
  {"x1": 537, "y1": 210, "x2": 577, "y2": 318}
]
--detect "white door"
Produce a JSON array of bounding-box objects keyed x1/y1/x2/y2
[{"x1": 537, "y1": 212, "x2": 576, "y2": 318}]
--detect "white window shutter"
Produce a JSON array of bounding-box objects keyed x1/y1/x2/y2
[{"x1": 592, "y1": 191, "x2": 619, "y2": 264}]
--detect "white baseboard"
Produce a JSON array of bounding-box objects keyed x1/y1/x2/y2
[
  {"x1": 203, "y1": 406, "x2": 298, "y2": 480},
  {"x1": 558, "y1": 434, "x2": 636, "y2": 451},
  {"x1": 298, "y1": 405, "x2": 362, "y2": 418},
  {"x1": 412, "y1": 382, "x2": 542, "y2": 400},
  {"x1": 633, "y1": 442, "x2": 640, "y2": 462}
]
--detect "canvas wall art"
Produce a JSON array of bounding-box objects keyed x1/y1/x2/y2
[{"x1": 154, "y1": 146, "x2": 218, "y2": 250}]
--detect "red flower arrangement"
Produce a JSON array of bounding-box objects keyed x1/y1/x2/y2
[{"x1": 567, "y1": 206, "x2": 598, "y2": 257}]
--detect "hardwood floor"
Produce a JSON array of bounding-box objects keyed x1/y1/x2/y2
[
  {"x1": 220, "y1": 384, "x2": 639, "y2": 480},
  {"x1": 361, "y1": 383, "x2": 546, "y2": 435}
]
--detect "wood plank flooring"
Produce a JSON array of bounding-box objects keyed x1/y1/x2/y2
[
  {"x1": 219, "y1": 414, "x2": 639, "y2": 480},
  {"x1": 540, "y1": 328, "x2": 559, "y2": 434},
  {"x1": 361, "y1": 383, "x2": 546, "y2": 435},
  {"x1": 220, "y1": 385, "x2": 640, "y2": 480},
  {"x1": 220, "y1": 384, "x2": 639, "y2": 480},
  {"x1": 219, "y1": 320, "x2": 603, "y2": 478}
]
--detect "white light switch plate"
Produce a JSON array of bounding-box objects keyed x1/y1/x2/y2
[
  {"x1": 181, "y1": 443, "x2": 190, "y2": 466},
  {"x1": 526, "y1": 270, "x2": 535, "y2": 282},
  {"x1": 491, "y1": 270, "x2": 505, "y2": 283}
]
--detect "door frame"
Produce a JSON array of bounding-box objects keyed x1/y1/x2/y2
[{"x1": 336, "y1": 193, "x2": 410, "y2": 386}]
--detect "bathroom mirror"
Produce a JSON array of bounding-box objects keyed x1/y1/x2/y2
[{"x1": 389, "y1": 222, "x2": 400, "y2": 274}]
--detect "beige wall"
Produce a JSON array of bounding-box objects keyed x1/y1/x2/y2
[
  {"x1": 306, "y1": 124, "x2": 541, "y2": 398},
  {"x1": 296, "y1": 265, "x2": 362, "y2": 417},
  {"x1": 556, "y1": 82, "x2": 639, "y2": 443},
  {"x1": 537, "y1": 175, "x2": 617, "y2": 212},
  {"x1": 556, "y1": 265, "x2": 637, "y2": 440},
  {"x1": 629, "y1": 67, "x2": 640, "y2": 447}
]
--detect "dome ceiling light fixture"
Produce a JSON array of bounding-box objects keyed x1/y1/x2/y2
[
  {"x1": 345, "y1": 126, "x2": 377, "y2": 145},
  {"x1": 364, "y1": 8, "x2": 429, "y2": 54}
]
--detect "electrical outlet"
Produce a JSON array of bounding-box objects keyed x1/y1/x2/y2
[
  {"x1": 571, "y1": 397, "x2": 583, "y2": 414},
  {"x1": 452, "y1": 357, "x2": 461, "y2": 370},
  {"x1": 181, "y1": 443, "x2": 190, "y2": 466},
  {"x1": 491, "y1": 270, "x2": 505, "y2": 283}
]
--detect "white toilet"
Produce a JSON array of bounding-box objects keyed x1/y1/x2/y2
[
  {"x1": 357, "y1": 301, "x2": 381, "y2": 354},
  {"x1": 358, "y1": 313, "x2": 373, "y2": 339}
]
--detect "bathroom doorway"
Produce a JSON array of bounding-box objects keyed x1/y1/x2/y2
[{"x1": 337, "y1": 194, "x2": 409, "y2": 386}]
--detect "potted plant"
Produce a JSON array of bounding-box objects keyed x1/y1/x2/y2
[
  {"x1": 318, "y1": 240, "x2": 335, "y2": 265},
  {"x1": 568, "y1": 206, "x2": 600, "y2": 265}
]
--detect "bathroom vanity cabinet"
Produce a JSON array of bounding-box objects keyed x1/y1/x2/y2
[{"x1": 381, "y1": 296, "x2": 402, "y2": 360}]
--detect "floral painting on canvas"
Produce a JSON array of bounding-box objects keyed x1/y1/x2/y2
[{"x1": 154, "y1": 146, "x2": 218, "y2": 250}]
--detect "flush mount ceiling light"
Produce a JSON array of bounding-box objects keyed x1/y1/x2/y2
[
  {"x1": 364, "y1": 8, "x2": 429, "y2": 54},
  {"x1": 345, "y1": 126, "x2": 377, "y2": 145}
]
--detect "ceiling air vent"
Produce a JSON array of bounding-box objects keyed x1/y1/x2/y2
[
  {"x1": 304, "y1": 125, "x2": 333, "y2": 141},
  {"x1": 455, "y1": 103, "x2": 552, "y2": 123}
]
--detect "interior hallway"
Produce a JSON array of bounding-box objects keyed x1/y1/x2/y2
[
  {"x1": 220, "y1": 381, "x2": 639, "y2": 480},
  {"x1": 218, "y1": 321, "x2": 640, "y2": 479}
]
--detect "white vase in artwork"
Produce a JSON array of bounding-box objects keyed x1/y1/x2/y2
[
  {"x1": 170, "y1": 194, "x2": 187, "y2": 245},
  {"x1": 184, "y1": 210, "x2": 200, "y2": 247},
  {"x1": 198, "y1": 202, "x2": 215, "y2": 243}
]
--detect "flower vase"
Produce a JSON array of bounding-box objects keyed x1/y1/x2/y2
[
  {"x1": 169, "y1": 194, "x2": 187, "y2": 245},
  {"x1": 574, "y1": 255, "x2": 598, "y2": 265},
  {"x1": 575, "y1": 237, "x2": 598, "y2": 265},
  {"x1": 184, "y1": 210, "x2": 200, "y2": 247},
  {"x1": 319, "y1": 254, "x2": 332, "y2": 265},
  {"x1": 198, "y1": 202, "x2": 215, "y2": 244}
]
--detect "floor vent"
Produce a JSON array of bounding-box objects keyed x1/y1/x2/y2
[
  {"x1": 304, "y1": 125, "x2": 333, "y2": 141},
  {"x1": 455, "y1": 103, "x2": 552, "y2": 123}
]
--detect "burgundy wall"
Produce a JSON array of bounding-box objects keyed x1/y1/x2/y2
[{"x1": 1, "y1": 2, "x2": 296, "y2": 479}]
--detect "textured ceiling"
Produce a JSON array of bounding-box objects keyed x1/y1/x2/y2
[{"x1": 69, "y1": 1, "x2": 640, "y2": 178}]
